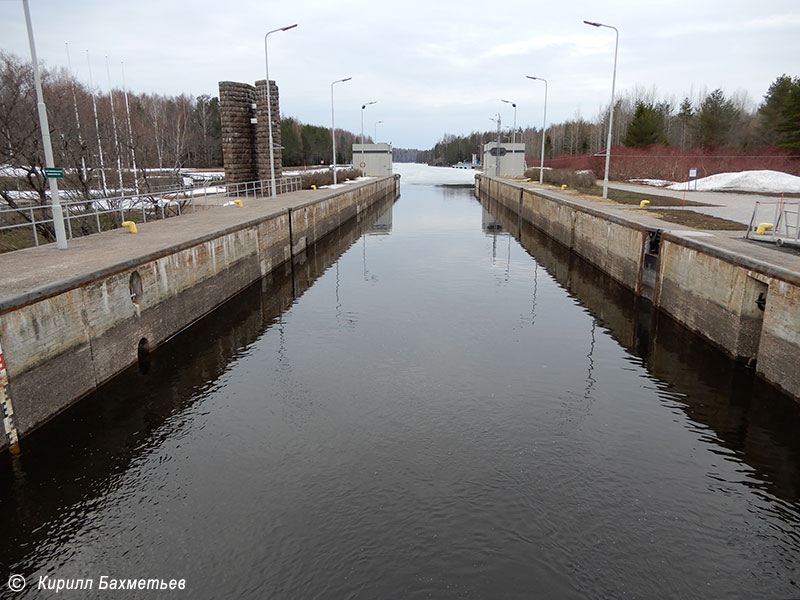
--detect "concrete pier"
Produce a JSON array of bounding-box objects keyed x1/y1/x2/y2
[
  {"x1": 0, "y1": 176, "x2": 399, "y2": 452},
  {"x1": 476, "y1": 174, "x2": 800, "y2": 401}
]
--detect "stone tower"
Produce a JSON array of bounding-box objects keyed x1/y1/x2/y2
[{"x1": 218, "y1": 79, "x2": 282, "y2": 186}]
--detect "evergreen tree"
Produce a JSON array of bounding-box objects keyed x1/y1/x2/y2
[
  {"x1": 759, "y1": 74, "x2": 800, "y2": 151},
  {"x1": 776, "y1": 82, "x2": 800, "y2": 152},
  {"x1": 677, "y1": 97, "x2": 693, "y2": 148},
  {"x1": 693, "y1": 89, "x2": 739, "y2": 147},
  {"x1": 623, "y1": 101, "x2": 665, "y2": 146}
]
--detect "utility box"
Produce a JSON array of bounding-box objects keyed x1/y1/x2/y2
[
  {"x1": 482, "y1": 142, "x2": 525, "y2": 178},
  {"x1": 352, "y1": 143, "x2": 393, "y2": 177}
]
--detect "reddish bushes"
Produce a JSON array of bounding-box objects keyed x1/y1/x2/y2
[{"x1": 544, "y1": 145, "x2": 800, "y2": 181}]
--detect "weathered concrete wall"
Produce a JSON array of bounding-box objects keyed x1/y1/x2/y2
[
  {"x1": 0, "y1": 176, "x2": 399, "y2": 451},
  {"x1": 477, "y1": 174, "x2": 800, "y2": 400},
  {"x1": 481, "y1": 174, "x2": 648, "y2": 292},
  {"x1": 656, "y1": 236, "x2": 800, "y2": 399}
]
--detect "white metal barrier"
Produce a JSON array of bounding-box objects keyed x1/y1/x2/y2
[
  {"x1": 745, "y1": 199, "x2": 800, "y2": 248},
  {"x1": 0, "y1": 175, "x2": 302, "y2": 248}
]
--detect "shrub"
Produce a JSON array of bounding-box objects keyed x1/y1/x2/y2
[
  {"x1": 300, "y1": 168, "x2": 363, "y2": 189},
  {"x1": 524, "y1": 167, "x2": 597, "y2": 188}
]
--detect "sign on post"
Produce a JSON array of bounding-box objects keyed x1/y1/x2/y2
[
  {"x1": 688, "y1": 167, "x2": 698, "y2": 191},
  {"x1": 44, "y1": 167, "x2": 64, "y2": 178}
]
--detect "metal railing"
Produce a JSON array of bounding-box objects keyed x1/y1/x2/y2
[
  {"x1": 226, "y1": 175, "x2": 301, "y2": 199},
  {"x1": 745, "y1": 199, "x2": 800, "y2": 248},
  {"x1": 0, "y1": 175, "x2": 303, "y2": 248}
]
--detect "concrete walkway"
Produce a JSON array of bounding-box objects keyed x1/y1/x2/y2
[
  {"x1": 515, "y1": 180, "x2": 800, "y2": 279},
  {"x1": 608, "y1": 181, "x2": 782, "y2": 225},
  {"x1": 0, "y1": 180, "x2": 378, "y2": 311}
]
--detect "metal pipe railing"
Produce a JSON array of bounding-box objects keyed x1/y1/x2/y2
[{"x1": 0, "y1": 174, "x2": 302, "y2": 248}]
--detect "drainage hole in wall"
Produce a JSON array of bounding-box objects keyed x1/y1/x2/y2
[{"x1": 137, "y1": 337, "x2": 151, "y2": 373}]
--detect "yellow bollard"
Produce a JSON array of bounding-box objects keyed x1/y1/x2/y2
[
  {"x1": 639, "y1": 200, "x2": 650, "y2": 207},
  {"x1": 121, "y1": 221, "x2": 137, "y2": 233},
  {"x1": 561, "y1": 184, "x2": 567, "y2": 190},
  {"x1": 755, "y1": 223, "x2": 774, "y2": 235},
  {"x1": 233, "y1": 199, "x2": 243, "y2": 207},
  {"x1": 311, "y1": 185, "x2": 317, "y2": 190}
]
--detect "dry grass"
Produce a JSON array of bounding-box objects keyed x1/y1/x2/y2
[
  {"x1": 301, "y1": 168, "x2": 362, "y2": 189},
  {"x1": 637, "y1": 209, "x2": 747, "y2": 230},
  {"x1": 525, "y1": 167, "x2": 597, "y2": 188}
]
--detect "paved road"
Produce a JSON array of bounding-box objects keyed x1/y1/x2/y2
[{"x1": 608, "y1": 182, "x2": 781, "y2": 225}]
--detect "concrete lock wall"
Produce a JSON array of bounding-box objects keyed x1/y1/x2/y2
[
  {"x1": 0, "y1": 176, "x2": 399, "y2": 452},
  {"x1": 476, "y1": 174, "x2": 800, "y2": 400}
]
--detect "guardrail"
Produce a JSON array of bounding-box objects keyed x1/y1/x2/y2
[
  {"x1": 0, "y1": 175, "x2": 302, "y2": 248},
  {"x1": 745, "y1": 199, "x2": 800, "y2": 248}
]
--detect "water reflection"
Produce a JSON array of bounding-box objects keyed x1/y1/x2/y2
[
  {"x1": 1, "y1": 185, "x2": 798, "y2": 599},
  {"x1": 481, "y1": 193, "x2": 800, "y2": 504},
  {"x1": 0, "y1": 192, "x2": 397, "y2": 580}
]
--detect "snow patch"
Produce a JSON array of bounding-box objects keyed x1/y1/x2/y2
[
  {"x1": 393, "y1": 163, "x2": 477, "y2": 185},
  {"x1": 664, "y1": 170, "x2": 800, "y2": 194}
]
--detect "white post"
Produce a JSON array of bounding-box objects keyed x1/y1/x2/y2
[
  {"x1": 584, "y1": 21, "x2": 619, "y2": 199},
  {"x1": 374, "y1": 120, "x2": 383, "y2": 142},
  {"x1": 22, "y1": 0, "x2": 67, "y2": 249},
  {"x1": 264, "y1": 24, "x2": 297, "y2": 198},
  {"x1": 86, "y1": 50, "x2": 108, "y2": 197},
  {"x1": 330, "y1": 77, "x2": 352, "y2": 185},
  {"x1": 360, "y1": 101, "x2": 376, "y2": 176},
  {"x1": 121, "y1": 62, "x2": 139, "y2": 196},
  {"x1": 105, "y1": 56, "x2": 124, "y2": 196},
  {"x1": 502, "y1": 100, "x2": 517, "y2": 145},
  {"x1": 65, "y1": 43, "x2": 88, "y2": 186},
  {"x1": 526, "y1": 76, "x2": 548, "y2": 184}
]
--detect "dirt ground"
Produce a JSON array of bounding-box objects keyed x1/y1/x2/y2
[{"x1": 627, "y1": 209, "x2": 748, "y2": 230}]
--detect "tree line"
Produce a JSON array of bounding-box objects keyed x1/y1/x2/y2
[
  {"x1": 421, "y1": 76, "x2": 800, "y2": 167},
  {"x1": 0, "y1": 50, "x2": 370, "y2": 210}
]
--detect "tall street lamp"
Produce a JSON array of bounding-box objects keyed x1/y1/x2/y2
[
  {"x1": 526, "y1": 76, "x2": 548, "y2": 184},
  {"x1": 501, "y1": 99, "x2": 517, "y2": 145},
  {"x1": 22, "y1": 0, "x2": 67, "y2": 249},
  {"x1": 360, "y1": 100, "x2": 376, "y2": 175},
  {"x1": 330, "y1": 77, "x2": 352, "y2": 185},
  {"x1": 584, "y1": 20, "x2": 619, "y2": 199},
  {"x1": 264, "y1": 23, "x2": 297, "y2": 197},
  {"x1": 489, "y1": 114, "x2": 501, "y2": 176},
  {"x1": 374, "y1": 120, "x2": 383, "y2": 142}
]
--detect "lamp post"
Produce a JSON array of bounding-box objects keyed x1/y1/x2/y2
[
  {"x1": 330, "y1": 77, "x2": 352, "y2": 184},
  {"x1": 22, "y1": 0, "x2": 67, "y2": 249},
  {"x1": 501, "y1": 99, "x2": 517, "y2": 145},
  {"x1": 360, "y1": 100, "x2": 376, "y2": 175},
  {"x1": 526, "y1": 76, "x2": 548, "y2": 184},
  {"x1": 374, "y1": 120, "x2": 383, "y2": 142},
  {"x1": 264, "y1": 23, "x2": 297, "y2": 197},
  {"x1": 584, "y1": 20, "x2": 618, "y2": 199},
  {"x1": 489, "y1": 114, "x2": 501, "y2": 177}
]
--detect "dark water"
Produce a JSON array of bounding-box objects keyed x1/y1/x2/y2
[{"x1": 2, "y1": 184, "x2": 800, "y2": 599}]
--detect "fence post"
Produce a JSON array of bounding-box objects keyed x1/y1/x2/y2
[{"x1": 30, "y1": 208, "x2": 39, "y2": 247}]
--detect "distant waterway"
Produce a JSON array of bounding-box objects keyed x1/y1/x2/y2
[{"x1": 2, "y1": 175, "x2": 799, "y2": 599}]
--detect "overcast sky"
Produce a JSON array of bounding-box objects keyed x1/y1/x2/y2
[{"x1": 2, "y1": 0, "x2": 799, "y2": 149}]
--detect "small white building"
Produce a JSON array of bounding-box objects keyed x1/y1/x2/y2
[
  {"x1": 352, "y1": 143, "x2": 393, "y2": 177},
  {"x1": 482, "y1": 142, "x2": 525, "y2": 178}
]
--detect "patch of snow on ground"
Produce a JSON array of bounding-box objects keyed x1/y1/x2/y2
[
  {"x1": 665, "y1": 170, "x2": 800, "y2": 194},
  {"x1": 630, "y1": 178, "x2": 676, "y2": 187},
  {"x1": 0, "y1": 165, "x2": 29, "y2": 177},
  {"x1": 393, "y1": 163, "x2": 478, "y2": 185}
]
